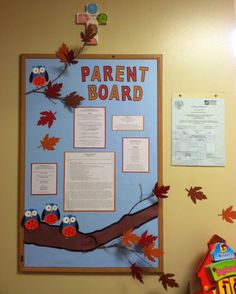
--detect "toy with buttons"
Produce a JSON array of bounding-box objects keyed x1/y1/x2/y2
[{"x1": 194, "y1": 235, "x2": 236, "y2": 294}]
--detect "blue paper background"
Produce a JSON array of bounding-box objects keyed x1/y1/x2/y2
[{"x1": 23, "y1": 57, "x2": 160, "y2": 268}]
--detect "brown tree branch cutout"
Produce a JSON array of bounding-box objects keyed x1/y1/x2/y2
[{"x1": 24, "y1": 203, "x2": 158, "y2": 252}]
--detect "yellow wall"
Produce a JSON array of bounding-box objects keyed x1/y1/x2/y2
[{"x1": 1, "y1": 0, "x2": 235, "y2": 293}]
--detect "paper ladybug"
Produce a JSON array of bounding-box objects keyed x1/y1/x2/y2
[
  {"x1": 29, "y1": 65, "x2": 49, "y2": 87},
  {"x1": 59, "y1": 215, "x2": 79, "y2": 238},
  {"x1": 41, "y1": 203, "x2": 60, "y2": 225},
  {"x1": 23, "y1": 209, "x2": 40, "y2": 231}
]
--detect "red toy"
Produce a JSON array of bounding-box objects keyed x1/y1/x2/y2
[{"x1": 194, "y1": 235, "x2": 236, "y2": 294}]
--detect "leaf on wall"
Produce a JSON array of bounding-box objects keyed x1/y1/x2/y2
[
  {"x1": 185, "y1": 186, "x2": 207, "y2": 204},
  {"x1": 37, "y1": 111, "x2": 57, "y2": 128},
  {"x1": 56, "y1": 43, "x2": 78, "y2": 65},
  {"x1": 39, "y1": 133, "x2": 60, "y2": 151},
  {"x1": 122, "y1": 228, "x2": 140, "y2": 247},
  {"x1": 153, "y1": 182, "x2": 170, "y2": 199},
  {"x1": 157, "y1": 272, "x2": 179, "y2": 290},
  {"x1": 218, "y1": 205, "x2": 236, "y2": 223},
  {"x1": 81, "y1": 23, "x2": 97, "y2": 43},
  {"x1": 130, "y1": 263, "x2": 144, "y2": 284}
]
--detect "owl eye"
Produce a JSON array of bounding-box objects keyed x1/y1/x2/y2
[
  {"x1": 45, "y1": 204, "x2": 52, "y2": 212},
  {"x1": 39, "y1": 67, "x2": 45, "y2": 73},
  {"x1": 63, "y1": 216, "x2": 70, "y2": 224},
  {"x1": 31, "y1": 210, "x2": 38, "y2": 216},
  {"x1": 25, "y1": 210, "x2": 32, "y2": 217},
  {"x1": 70, "y1": 216, "x2": 76, "y2": 223},
  {"x1": 52, "y1": 205, "x2": 58, "y2": 211},
  {"x1": 33, "y1": 67, "x2": 39, "y2": 74}
]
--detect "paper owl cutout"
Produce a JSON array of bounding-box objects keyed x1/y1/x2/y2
[
  {"x1": 23, "y1": 209, "x2": 40, "y2": 231},
  {"x1": 29, "y1": 65, "x2": 49, "y2": 87},
  {"x1": 41, "y1": 203, "x2": 60, "y2": 225},
  {"x1": 59, "y1": 215, "x2": 79, "y2": 238}
]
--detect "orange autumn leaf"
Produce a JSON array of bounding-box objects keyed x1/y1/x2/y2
[
  {"x1": 56, "y1": 43, "x2": 78, "y2": 65},
  {"x1": 143, "y1": 243, "x2": 163, "y2": 262},
  {"x1": 40, "y1": 133, "x2": 60, "y2": 151},
  {"x1": 218, "y1": 205, "x2": 236, "y2": 223},
  {"x1": 122, "y1": 228, "x2": 140, "y2": 247}
]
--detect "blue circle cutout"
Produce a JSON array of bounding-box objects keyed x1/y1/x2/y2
[{"x1": 87, "y1": 3, "x2": 98, "y2": 14}]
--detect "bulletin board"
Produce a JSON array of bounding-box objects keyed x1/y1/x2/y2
[{"x1": 19, "y1": 54, "x2": 163, "y2": 273}]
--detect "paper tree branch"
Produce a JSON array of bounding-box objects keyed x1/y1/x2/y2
[{"x1": 24, "y1": 203, "x2": 158, "y2": 252}]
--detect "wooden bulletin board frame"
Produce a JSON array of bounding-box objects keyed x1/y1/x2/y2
[{"x1": 19, "y1": 54, "x2": 163, "y2": 273}]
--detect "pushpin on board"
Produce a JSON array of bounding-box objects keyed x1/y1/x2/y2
[{"x1": 76, "y1": 3, "x2": 108, "y2": 45}]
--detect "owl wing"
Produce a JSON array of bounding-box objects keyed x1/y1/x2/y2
[
  {"x1": 45, "y1": 70, "x2": 49, "y2": 82},
  {"x1": 29, "y1": 72, "x2": 34, "y2": 83},
  {"x1": 75, "y1": 221, "x2": 79, "y2": 232},
  {"x1": 41, "y1": 209, "x2": 46, "y2": 221},
  {"x1": 56, "y1": 209, "x2": 61, "y2": 220}
]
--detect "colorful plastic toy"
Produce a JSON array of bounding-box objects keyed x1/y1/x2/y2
[{"x1": 194, "y1": 235, "x2": 236, "y2": 294}]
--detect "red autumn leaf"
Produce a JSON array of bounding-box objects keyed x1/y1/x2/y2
[
  {"x1": 185, "y1": 186, "x2": 207, "y2": 204},
  {"x1": 157, "y1": 272, "x2": 179, "y2": 290},
  {"x1": 218, "y1": 205, "x2": 236, "y2": 223},
  {"x1": 130, "y1": 263, "x2": 144, "y2": 284},
  {"x1": 44, "y1": 81, "x2": 62, "y2": 99},
  {"x1": 37, "y1": 111, "x2": 57, "y2": 128},
  {"x1": 139, "y1": 230, "x2": 157, "y2": 248},
  {"x1": 143, "y1": 243, "x2": 163, "y2": 262},
  {"x1": 40, "y1": 133, "x2": 60, "y2": 151},
  {"x1": 64, "y1": 92, "x2": 85, "y2": 108},
  {"x1": 122, "y1": 228, "x2": 140, "y2": 247},
  {"x1": 56, "y1": 43, "x2": 78, "y2": 65},
  {"x1": 153, "y1": 182, "x2": 170, "y2": 199},
  {"x1": 81, "y1": 23, "x2": 97, "y2": 43}
]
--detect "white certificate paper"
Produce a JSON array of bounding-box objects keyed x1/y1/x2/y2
[
  {"x1": 112, "y1": 116, "x2": 144, "y2": 131},
  {"x1": 64, "y1": 152, "x2": 115, "y2": 211},
  {"x1": 74, "y1": 107, "x2": 105, "y2": 148},
  {"x1": 31, "y1": 163, "x2": 57, "y2": 195},
  {"x1": 172, "y1": 98, "x2": 225, "y2": 166},
  {"x1": 122, "y1": 138, "x2": 149, "y2": 172}
]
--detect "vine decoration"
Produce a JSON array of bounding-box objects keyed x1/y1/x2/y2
[
  {"x1": 25, "y1": 24, "x2": 97, "y2": 110},
  {"x1": 98, "y1": 183, "x2": 179, "y2": 289}
]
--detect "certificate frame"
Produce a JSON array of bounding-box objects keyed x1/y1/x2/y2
[{"x1": 19, "y1": 54, "x2": 163, "y2": 273}]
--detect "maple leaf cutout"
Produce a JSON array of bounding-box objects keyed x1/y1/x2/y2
[
  {"x1": 40, "y1": 133, "x2": 60, "y2": 151},
  {"x1": 185, "y1": 186, "x2": 207, "y2": 204},
  {"x1": 153, "y1": 182, "x2": 170, "y2": 199},
  {"x1": 157, "y1": 272, "x2": 179, "y2": 290},
  {"x1": 37, "y1": 111, "x2": 57, "y2": 128},
  {"x1": 218, "y1": 205, "x2": 236, "y2": 223},
  {"x1": 44, "y1": 81, "x2": 62, "y2": 99},
  {"x1": 139, "y1": 230, "x2": 157, "y2": 248},
  {"x1": 130, "y1": 263, "x2": 144, "y2": 284},
  {"x1": 122, "y1": 228, "x2": 140, "y2": 247},
  {"x1": 56, "y1": 43, "x2": 78, "y2": 65},
  {"x1": 64, "y1": 92, "x2": 85, "y2": 108},
  {"x1": 143, "y1": 243, "x2": 163, "y2": 262},
  {"x1": 81, "y1": 23, "x2": 97, "y2": 43}
]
